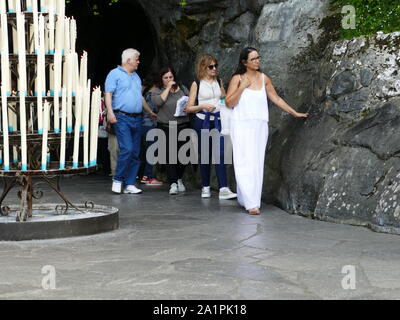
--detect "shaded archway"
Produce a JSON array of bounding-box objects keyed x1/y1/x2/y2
[{"x1": 66, "y1": 0, "x2": 158, "y2": 88}]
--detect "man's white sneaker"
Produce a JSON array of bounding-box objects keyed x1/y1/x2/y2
[
  {"x1": 219, "y1": 187, "x2": 237, "y2": 200},
  {"x1": 201, "y1": 186, "x2": 211, "y2": 198},
  {"x1": 123, "y1": 185, "x2": 143, "y2": 194},
  {"x1": 177, "y1": 179, "x2": 186, "y2": 192},
  {"x1": 169, "y1": 183, "x2": 178, "y2": 195},
  {"x1": 112, "y1": 180, "x2": 122, "y2": 194}
]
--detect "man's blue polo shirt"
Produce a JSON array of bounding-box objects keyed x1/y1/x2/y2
[{"x1": 105, "y1": 66, "x2": 142, "y2": 113}]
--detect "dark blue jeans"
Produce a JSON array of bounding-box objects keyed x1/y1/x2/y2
[
  {"x1": 114, "y1": 113, "x2": 142, "y2": 186},
  {"x1": 194, "y1": 116, "x2": 227, "y2": 189}
]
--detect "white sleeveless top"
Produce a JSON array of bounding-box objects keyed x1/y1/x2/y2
[
  {"x1": 232, "y1": 73, "x2": 269, "y2": 122},
  {"x1": 197, "y1": 80, "x2": 221, "y2": 120}
]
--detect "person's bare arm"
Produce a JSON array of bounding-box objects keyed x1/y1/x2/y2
[
  {"x1": 142, "y1": 97, "x2": 157, "y2": 120},
  {"x1": 225, "y1": 75, "x2": 251, "y2": 108},
  {"x1": 264, "y1": 74, "x2": 308, "y2": 118},
  {"x1": 104, "y1": 92, "x2": 117, "y2": 123}
]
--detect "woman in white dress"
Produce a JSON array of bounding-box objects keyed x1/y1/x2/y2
[{"x1": 225, "y1": 47, "x2": 308, "y2": 215}]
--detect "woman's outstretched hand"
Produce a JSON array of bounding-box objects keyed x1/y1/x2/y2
[{"x1": 293, "y1": 112, "x2": 309, "y2": 118}]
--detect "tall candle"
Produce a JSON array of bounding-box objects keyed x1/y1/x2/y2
[
  {"x1": 72, "y1": 51, "x2": 79, "y2": 96},
  {"x1": 55, "y1": 0, "x2": 64, "y2": 54},
  {"x1": 41, "y1": 100, "x2": 49, "y2": 170},
  {"x1": 26, "y1": 0, "x2": 33, "y2": 12},
  {"x1": 41, "y1": 0, "x2": 47, "y2": 12},
  {"x1": 7, "y1": 0, "x2": 15, "y2": 12},
  {"x1": 1, "y1": 86, "x2": 10, "y2": 170},
  {"x1": 48, "y1": 0, "x2": 55, "y2": 13},
  {"x1": 66, "y1": 52, "x2": 73, "y2": 132},
  {"x1": 48, "y1": 8, "x2": 54, "y2": 54},
  {"x1": 93, "y1": 89, "x2": 101, "y2": 164},
  {"x1": 64, "y1": 17, "x2": 70, "y2": 54},
  {"x1": 17, "y1": 12, "x2": 28, "y2": 170},
  {"x1": 1, "y1": 13, "x2": 10, "y2": 95},
  {"x1": 72, "y1": 86, "x2": 82, "y2": 169},
  {"x1": 89, "y1": 87, "x2": 101, "y2": 166},
  {"x1": 32, "y1": 0, "x2": 38, "y2": 53},
  {"x1": 15, "y1": 0, "x2": 21, "y2": 13},
  {"x1": 59, "y1": 87, "x2": 66, "y2": 169},
  {"x1": 70, "y1": 17, "x2": 76, "y2": 53},
  {"x1": 89, "y1": 88, "x2": 96, "y2": 166},
  {"x1": 53, "y1": 49, "x2": 61, "y2": 133},
  {"x1": 36, "y1": 14, "x2": 45, "y2": 133},
  {"x1": 79, "y1": 51, "x2": 87, "y2": 88},
  {"x1": 0, "y1": 1, "x2": 6, "y2": 13},
  {"x1": 83, "y1": 80, "x2": 90, "y2": 167}
]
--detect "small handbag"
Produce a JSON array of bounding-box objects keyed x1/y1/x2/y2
[{"x1": 219, "y1": 98, "x2": 232, "y2": 135}]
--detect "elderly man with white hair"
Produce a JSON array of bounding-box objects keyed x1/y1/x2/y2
[{"x1": 105, "y1": 48, "x2": 156, "y2": 194}]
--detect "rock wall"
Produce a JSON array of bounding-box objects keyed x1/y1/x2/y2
[
  {"x1": 137, "y1": 0, "x2": 400, "y2": 233},
  {"x1": 267, "y1": 32, "x2": 400, "y2": 233}
]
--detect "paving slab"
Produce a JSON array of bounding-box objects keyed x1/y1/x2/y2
[{"x1": 0, "y1": 174, "x2": 399, "y2": 300}]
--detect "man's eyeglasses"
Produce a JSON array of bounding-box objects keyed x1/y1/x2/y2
[
  {"x1": 207, "y1": 64, "x2": 218, "y2": 70},
  {"x1": 249, "y1": 56, "x2": 261, "y2": 62}
]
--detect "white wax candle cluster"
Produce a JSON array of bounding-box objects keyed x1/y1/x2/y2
[{"x1": 0, "y1": 1, "x2": 102, "y2": 171}]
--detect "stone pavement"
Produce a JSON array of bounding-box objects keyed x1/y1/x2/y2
[{"x1": 1, "y1": 174, "x2": 400, "y2": 300}]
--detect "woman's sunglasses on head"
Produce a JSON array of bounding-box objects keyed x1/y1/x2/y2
[{"x1": 207, "y1": 64, "x2": 218, "y2": 70}]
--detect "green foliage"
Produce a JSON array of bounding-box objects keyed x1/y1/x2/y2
[
  {"x1": 66, "y1": 0, "x2": 120, "y2": 16},
  {"x1": 331, "y1": 0, "x2": 400, "y2": 39}
]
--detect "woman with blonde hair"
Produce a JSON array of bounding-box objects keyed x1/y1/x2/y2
[{"x1": 186, "y1": 54, "x2": 237, "y2": 200}]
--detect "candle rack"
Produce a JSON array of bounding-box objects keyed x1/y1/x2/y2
[{"x1": 0, "y1": 1, "x2": 107, "y2": 226}]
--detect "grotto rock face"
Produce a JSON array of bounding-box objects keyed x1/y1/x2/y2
[{"x1": 137, "y1": 0, "x2": 400, "y2": 233}]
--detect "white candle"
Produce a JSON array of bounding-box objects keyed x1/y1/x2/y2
[
  {"x1": 32, "y1": 0, "x2": 39, "y2": 53},
  {"x1": 41, "y1": 0, "x2": 47, "y2": 12},
  {"x1": 48, "y1": 8, "x2": 54, "y2": 54},
  {"x1": 89, "y1": 88, "x2": 96, "y2": 166},
  {"x1": 7, "y1": 0, "x2": 15, "y2": 12},
  {"x1": 26, "y1": 0, "x2": 33, "y2": 12},
  {"x1": 79, "y1": 51, "x2": 87, "y2": 88},
  {"x1": 66, "y1": 52, "x2": 73, "y2": 132},
  {"x1": 59, "y1": 87, "x2": 66, "y2": 169},
  {"x1": 41, "y1": 100, "x2": 49, "y2": 170},
  {"x1": 17, "y1": 12, "x2": 28, "y2": 170},
  {"x1": 1, "y1": 14, "x2": 10, "y2": 95},
  {"x1": 55, "y1": 0, "x2": 64, "y2": 54},
  {"x1": 93, "y1": 88, "x2": 101, "y2": 166},
  {"x1": 0, "y1": 1, "x2": 6, "y2": 13},
  {"x1": 48, "y1": 0, "x2": 55, "y2": 13},
  {"x1": 72, "y1": 51, "x2": 79, "y2": 96},
  {"x1": 36, "y1": 14, "x2": 45, "y2": 132},
  {"x1": 83, "y1": 79, "x2": 90, "y2": 167},
  {"x1": 1, "y1": 86, "x2": 10, "y2": 170},
  {"x1": 70, "y1": 17, "x2": 76, "y2": 53},
  {"x1": 53, "y1": 49, "x2": 61, "y2": 133},
  {"x1": 72, "y1": 86, "x2": 82, "y2": 168},
  {"x1": 89, "y1": 87, "x2": 101, "y2": 166},
  {"x1": 64, "y1": 17, "x2": 70, "y2": 54},
  {"x1": 15, "y1": 0, "x2": 21, "y2": 13}
]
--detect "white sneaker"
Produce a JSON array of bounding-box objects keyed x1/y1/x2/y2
[
  {"x1": 201, "y1": 186, "x2": 211, "y2": 198},
  {"x1": 123, "y1": 185, "x2": 143, "y2": 194},
  {"x1": 219, "y1": 187, "x2": 237, "y2": 200},
  {"x1": 112, "y1": 180, "x2": 122, "y2": 193},
  {"x1": 177, "y1": 179, "x2": 186, "y2": 192},
  {"x1": 169, "y1": 183, "x2": 178, "y2": 195}
]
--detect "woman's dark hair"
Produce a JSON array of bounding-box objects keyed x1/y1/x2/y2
[
  {"x1": 233, "y1": 47, "x2": 261, "y2": 75},
  {"x1": 143, "y1": 72, "x2": 158, "y2": 95},
  {"x1": 156, "y1": 66, "x2": 179, "y2": 90}
]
